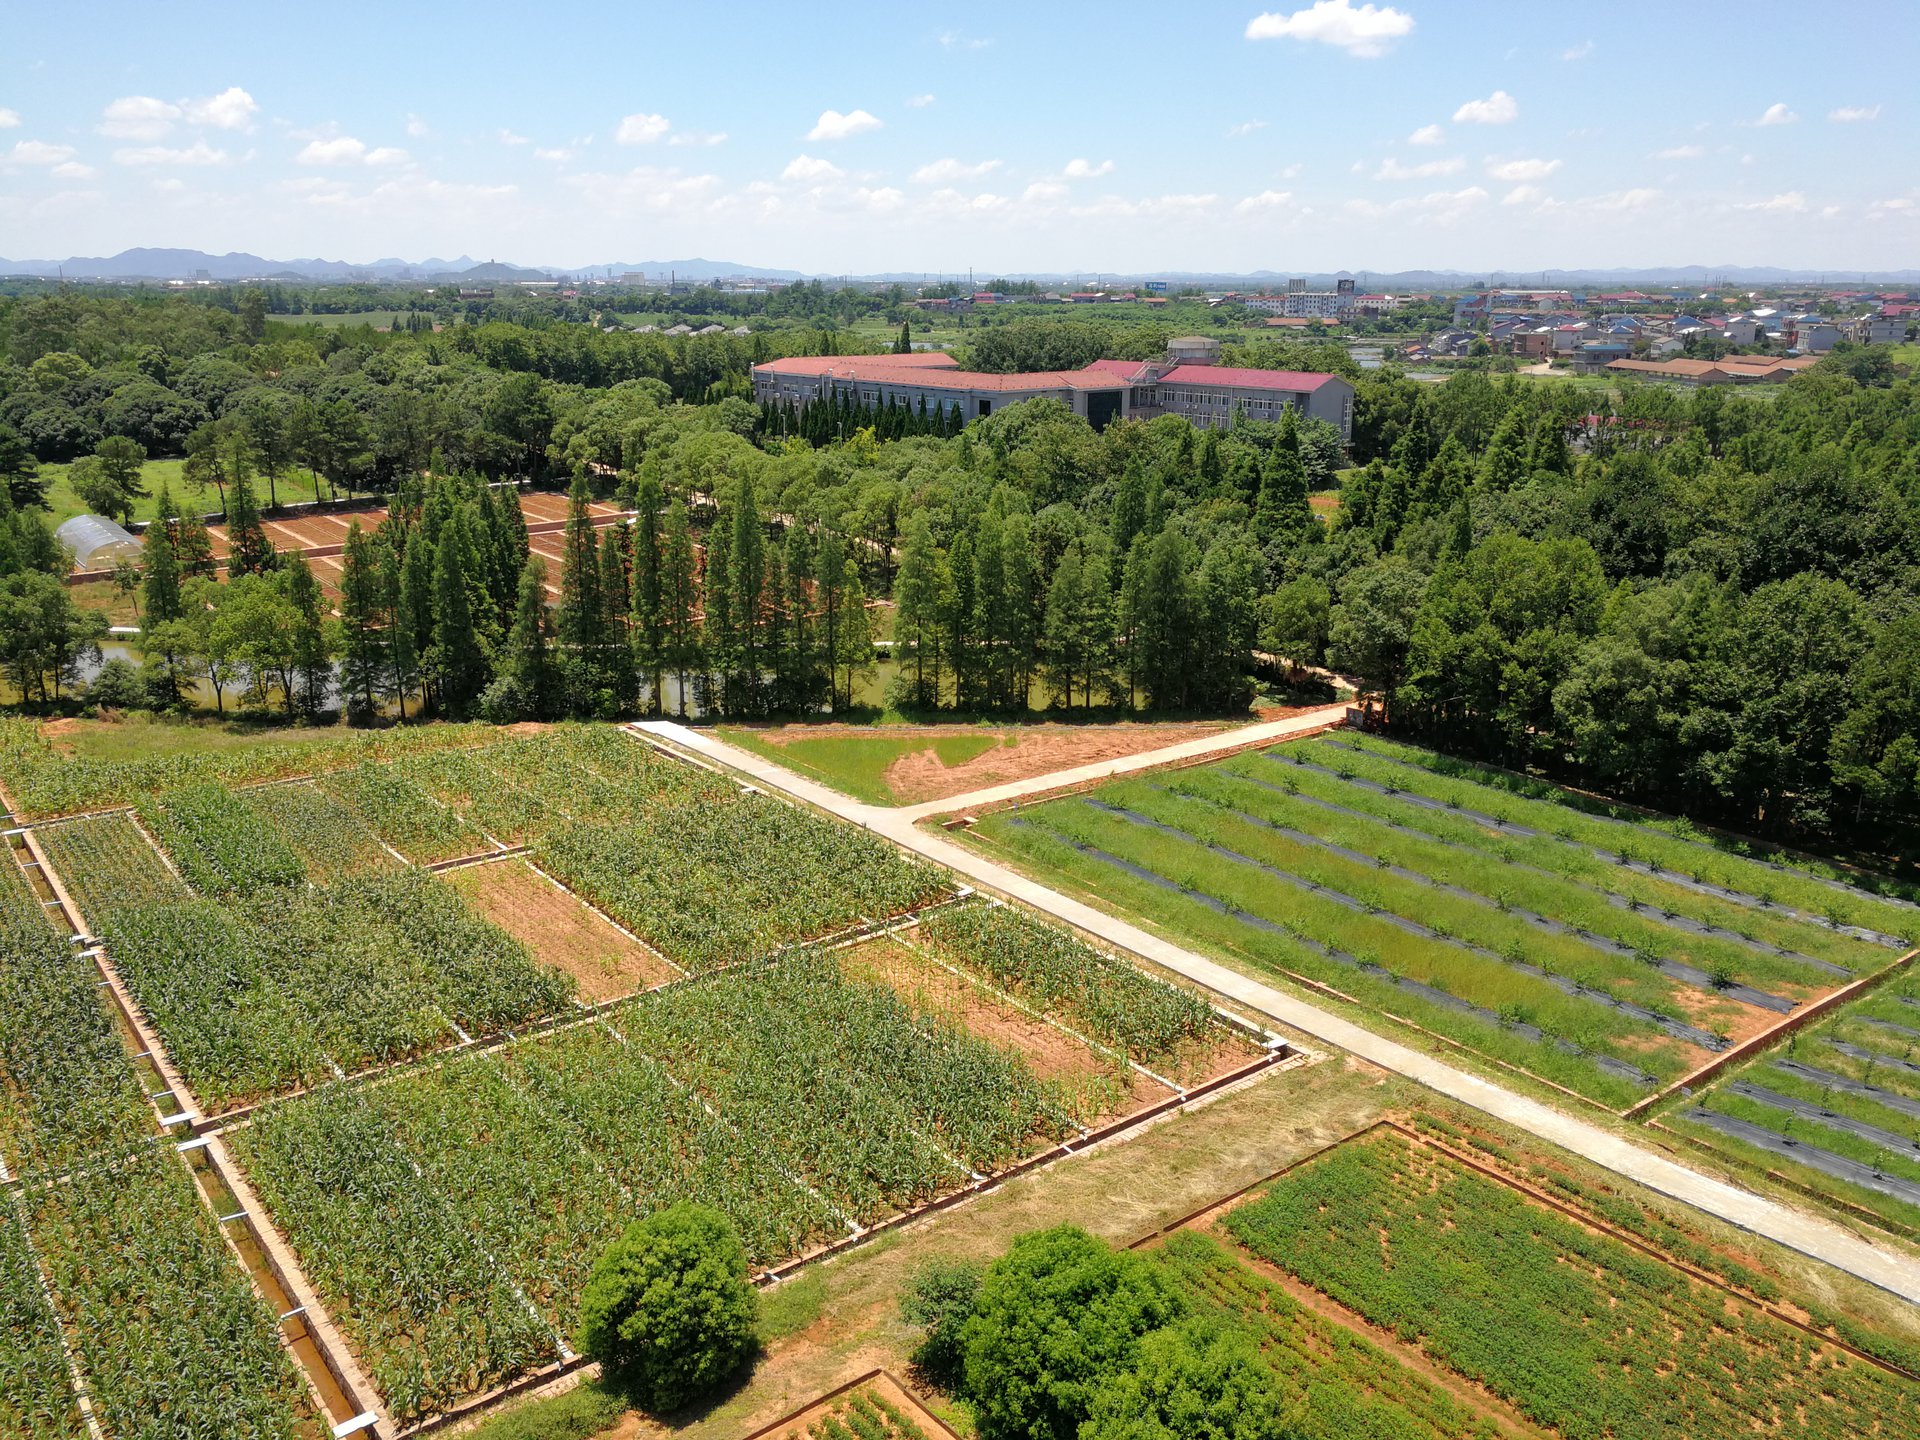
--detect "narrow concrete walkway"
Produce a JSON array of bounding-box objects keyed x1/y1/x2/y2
[
  {"x1": 630, "y1": 718, "x2": 1920, "y2": 1306},
  {"x1": 891, "y1": 704, "x2": 1351, "y2": 823}
]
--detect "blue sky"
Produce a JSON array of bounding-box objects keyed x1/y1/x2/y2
[{"x1": 2, "y1": 0, "x2": 1915, "y2": 273}]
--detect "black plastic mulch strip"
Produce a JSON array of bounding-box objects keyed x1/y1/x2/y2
[
  {"x1": 1827, "y1": 1039, "x2": 1920, "y2": 1079},
  {"x1": 1274, "y1": 748, "x2": 1910, "y2": 951},
  {"x1": 1322, "y1": 735, "x2": 1920, "y2": 918},
  {"x1": 1170, "y1": 781, "x2": 1801, "y2": 1013},
  {"x1": 1773, "y1": 1059, "x2": 1920, "y2": 1121},
  {"x1": 1729, "y1": 1080, "x2": 1920, "y2": 1155},
  {"x1": 1226, "y1": 768, "x2": 1851, "y2": 979},
  {"x1": 1006, "y1": 820, "x2": 1655, "y2": 1090},
  {"x1": 1681, "y1": 1106, "x2": 1920, "y2": 1209},
  {"x1": 1082, "y1": 799, "x2": 1728, "y2": 1053}
]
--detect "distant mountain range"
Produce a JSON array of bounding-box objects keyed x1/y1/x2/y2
[{"x1": 0, "y1": 248, "x2": 1915, "y2": 288}]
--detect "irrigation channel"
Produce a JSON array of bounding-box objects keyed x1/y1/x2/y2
[{"x1": 5, "y1": 751, "x2": 1304, "y2": 1440}]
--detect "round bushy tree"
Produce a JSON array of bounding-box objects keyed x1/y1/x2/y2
[
  {"x1": 1081, "y1": 1317, "x2": 1292, "y2": 1440},
  {"x1": 960, "y1": 1226, "x2": 1184, "y2": 1440},
  {"x1": 575, "y1": 1204, "x2": 756, "y2": 1414}
]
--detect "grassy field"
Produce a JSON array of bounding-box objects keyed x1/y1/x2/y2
[
  {"x1": 40, "y1": 456, "x2": 338, "y2": 527},
  {"x1": 275, "y1": 310, "x2": 418, "y2": 330},
  {"x1": 960, "y1": 731, "x2": 1909, "y2": 1112},
  {"x1": 719, "y1": 727, "x2": 1006, "y2": 804},
  {"x1": 1663, "y1": 964, "x2": 1920, "y2": 1234}
]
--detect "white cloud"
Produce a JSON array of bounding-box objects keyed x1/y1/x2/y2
[
  {"x1": 1234, "y1": 189, "x2": 1293, "y2": 212},
  {"x1": 405, "y1": 113, "x2": 430, "y2": 139},
  {"x1": 855, "y1": 185, "x2": 904, "y2": 213},
  {"x1": 1407, "y1": 123, "x2": 1443, "y2": 145},
  {"x1": 669, "y1": 130, "x2": 727, "y2": 146},
  {"x1": 1453, "y1": 90, "x2": 1518, "y2": 125},
  {"x1": 615, "y1": 112, "x2": 670, "y2": 145},
  {"x1": 150, "y1": 177, "x2": 185, "y2": 193},
  {"x1": 912, "y1": 157, "x2": 1001, "y2": 183},
  {"x1": 182, "y1": 87, "x2": 257, "y2": 130},
  {"x1": 1828, "y1": 105, "x2": 1881, "y2": 123},
  {"x1": 534, "y1": 146, "x2": 575, "y2": 162},
  {"x1": 98, "y1": 95, "x2": 180, "y2": 141},
  {"x1": 50, "y1": 160, "x2": 95, "y2": 179},
  {"x1": 1226, "y1": 120, "x2": 1269, "y2": 137},
  {"x1": 781, "y1": 153, "x2": 843, "y2": 181},
  {"x1": 4, "y1": 139, "x2": 76, "y2": 165},
  {"x1": 1373, "y1": 154, "x2": 1464, "y2": 180},
  {"x1": 1346, "y1": 185, "x2": 1489, "y2": 223},
  {"x1": 1754, "y1": 102, "x2": 1798, "y2": 126},
  {"x1": 806, "y1": 108, "x2": 882, "y2": 141},
  {"x1": 1652, "y1": 144, "x2": 1705, "y2": 159},
  {"x1": 498, "y1": 128, "x2": 531, "y2": 146},
  {"x1": 906, "y1": 93, "x2": 935, "y2": 108},
  {"x1": 1485, "y1": 156, "x2": 1560, "y2": 182},
  {"x1": 1561, "y1": 39, "x2": 1594, "y2": 60},
  {"x1": 1502, "y1": 184, "x2": 1544, "y2": 205},
  {"x1": 1063, "y1": 157, "x2": 1115, "y2": 178},
  {"x1": 113, "y1": 140, "x2": 232, "y2": 166},
  {"x1": 1736, "y1": 190, "x2": 1807, "y2": 213},
  {"x1": 1245, "y1": 1, "x2": 1414, "y2": 58},
  {"x1": 294, "y1": 135, "x2": 402, "y2": 167},
  {"x1": 1584, "y1": 187, "x2": 1660, "y2": 211},
  {"x1": 937, "y1": 31, "x2": 992, "y2": 50},
  {"x1": 0, "y1": 108, "x2": 21, "y2": 129},
  {"x1": 1022, "y1": 180, "x2": 1068, "y2": 202}
]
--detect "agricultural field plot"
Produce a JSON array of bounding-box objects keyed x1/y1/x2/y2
[
  {"x1": 752, "y1": 1372, "x2": 952, "y2": 1440},
  {"x1": 1208, "y1": 1121, "x2": 1920, "y2": 1440},
  {"x1": 0, "y1": 828, "x2": 325, "y2": 1439},
  {"x1": 964, "y1": 733, "x2": 1903, "y2": 1110},
  {"x1": 0, "y1": 714, "x2": 509, "y2": 821},
  {"x1": 443, "y1": 857, "x2": 681, "y2": 1003},
  {"x1": 1147, "y1": 1230, "x2": 1530, "y2": 1440},
  {"x1": 1666, "y1": 965, "x2": 1920, "y2": 1233},
  {"x1": 230, "y1": 900, "x2": 1253, "y2": 1425}
]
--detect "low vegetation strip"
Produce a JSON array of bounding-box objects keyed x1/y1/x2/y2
[
  {"x1": 1328, "y1": 734, "x2": 1920, "y2": 916},
  {"x1": 1221, "y1": 1125, "x2": 1919, "y2": 1439},
  {"x1": 1680, "y1": 1108, "x2": 1920, "y2": 1210},
  {"x1": 1231, "y1": 767, "x2": 1848, "y2": 973},
  {"x1": 1004, "y1": 817, "x2": 1660, "y2": 1097},
  {"x1": 1083, "y1": 793, "x2": 1733, "y2": 1052},
  {"x1": 1159, "y1": 781, "x2": 1802, "y2": 1013},
  {"x1": 0, "y1": 1201, "x2": 82, "y2": 1440},
  {"x1": 0, "y1": 715, "x2": 508, "y2": 821},
  {"x1": 1314, "y1": 736, "x2": 1915, "y2": 948},
  {"x1": 138, "y1": 783, "x2": 305, "y2": 896},
  {"x1": 28, "y1": 1149, "x2": 317, "y2": 1440},
  {"x1": 1663, "y1": 968, "x2": 1920, "y2": 1231},
  {"x1": 1249, "y1": 751, "x2": 1877, "y2": 973}
]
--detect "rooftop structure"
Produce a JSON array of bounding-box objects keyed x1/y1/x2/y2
[{"x1": 752, "y1": 341, "x2": 1354, "y2": 440}]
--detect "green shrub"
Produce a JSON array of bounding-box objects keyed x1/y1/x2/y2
[
  {"x1": 576, "y1": 1203, "x2": 757, "y2": 1414},
  {"x1": 959, "y1": 1226, "x2": 1183, "y2": 1440},
  {"x1": 899, "y1": 1258, "x2": 982, "y2": 1389}
]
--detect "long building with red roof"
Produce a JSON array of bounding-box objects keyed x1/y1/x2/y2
[{"x1": 751, "y1": 336, "x2": 1354, "y2": 441}]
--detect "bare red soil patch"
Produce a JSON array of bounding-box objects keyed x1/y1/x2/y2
[
  {"x1": 444, "y1": 858, "x2": 678, "y2": 1003},
  {"x1": 845, "y1": 936, "x2": 1169, "y2": 1124}
]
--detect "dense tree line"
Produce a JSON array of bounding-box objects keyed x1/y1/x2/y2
[{"x1": 4, "y1": 290, "x2": 1917, "y2": 855}]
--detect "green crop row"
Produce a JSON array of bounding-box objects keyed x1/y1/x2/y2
[
  {"x1": 0, "y1": 715, "x2": 509, "y2": 821},
  {"x1": 1313, "y1": 735, "x2": 1917, "y2": 944},
  {"x1": 969, "y1": 809, "x2": 1673, "y2": 1108},
  {"x1": 237, "y1": 943, "x2": 1096, "y2": 1422},
  {"x1": 30, "y1": 1150, "x2": 316, "y2": 1440},
  {"x1": 1231, "y1": 752, "x2": 1880, "y2": 972},
  {"x1": 1223, "y1": 1129, "x2": 1915, "y2": 1440}
]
